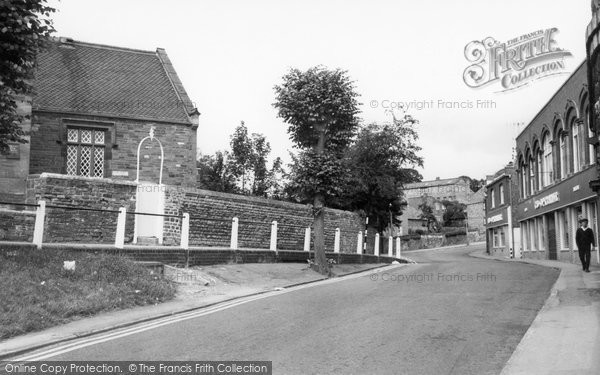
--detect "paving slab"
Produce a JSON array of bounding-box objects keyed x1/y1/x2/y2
[{"x1": 471, "y1": 250, "x2": 600, "y2": 375}]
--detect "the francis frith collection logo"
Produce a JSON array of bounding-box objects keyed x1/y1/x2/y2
[{"x1": 463, "y1": 28, "x2": 572, "y2": 92}]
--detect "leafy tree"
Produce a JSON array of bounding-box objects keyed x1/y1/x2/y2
[
  {"x1": 229, "y1": 121, "x2": 254, "y2": 192},
  {"x1": 338, "y1": 114, "x2": 423, "y2": 231},
  {"x1": 266, "y1": 156, "x2": 286, "y2": 200},
  {"x1": 197, "y1": 151, "x2": 237, "y2": 193},
  {"x1": 442, "y1": 200, "x2": 467, "y2": 227},
  {"x1": 418, "y1": 199, "x2": 440, "y2": 233},
  {"x1": 0, "y1": 0, "x2": 55, "y2": 154},
  {"x1": 273, "y1": 66, "x2": 360, "y2": 275},
  {"x1": 249, "y1": 132, "x2": 271, "y2": 197}
]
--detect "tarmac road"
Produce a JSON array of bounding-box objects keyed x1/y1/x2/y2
[{"x1": 25, "y1": 244, "x2": 559, "y2": 375}]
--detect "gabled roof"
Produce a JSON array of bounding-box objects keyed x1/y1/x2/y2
[{"x1": 32, "y1": 37, "x2": 196, "y2": 124}]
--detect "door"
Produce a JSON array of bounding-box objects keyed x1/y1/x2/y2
[
  {"x1": 513, "y1": 227, "x2": 521, "y2": 259},
  {"x1": 546, "y1": 213, "x2": 557, "y2": 260},
  {"x1": 134, "y1": 183, "x2": 164, "y2": 244}
]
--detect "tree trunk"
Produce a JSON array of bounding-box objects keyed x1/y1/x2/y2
[{"x1": 311, "y1": 126, "x2": 331, "y2": 276}]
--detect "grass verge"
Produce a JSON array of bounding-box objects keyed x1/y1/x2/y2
[{"x1": 0, "y1": 248, "x2": 176, "y2": 340}]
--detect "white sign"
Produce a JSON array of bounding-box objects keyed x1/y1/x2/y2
[
  {"x1": 487, "y1": 214, "x2": 503, "y2": 224},
  {"x1": 112, "y1": 171, "x2": 129, "y2": 177},
  {"x1": 534, "y1": 192, "x2": 559, "y2": 209}
]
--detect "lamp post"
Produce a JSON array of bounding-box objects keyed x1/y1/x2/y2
[{"x1": 465, "y1": 210, "x2": 470, "y2": 246}]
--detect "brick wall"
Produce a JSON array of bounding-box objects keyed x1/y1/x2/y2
[
  {"x1": 162, "y1": 187, "x2": 364, "y2": 252},
  {"x1": 26, "y1": 174, "x2": 137, "y2": 243},
  {"x1": 29, "y1": 111, "x2": 197, "y2": 187}
]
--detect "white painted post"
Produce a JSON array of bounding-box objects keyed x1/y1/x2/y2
[
  {"x1": 388, "y1": 236, "x2": 393, "y2": 257},
  {"x1": 181, "y1": 213, "x2": 190, "y2": 250},
  {"x1": 374, "y1": 233, "x2": 380, "y2": 256},
  {"x1": 334, "y1": 228, "x2": 341, "y2": 253},
  {"x1": 32, "y1": 200, "x2": 46, "y2": 249},
  {"x1": 270, "y1": 221, "x2": 278, "y2": 251},
  {"x1": 304, "y1": 227, "x2": 311, "y2": 251},
  {"x1": 357, "y1": 231, "x2": 363, "y2": 254},
  {"x1": 230, "y1": 217, "x2": 239, "y2": 250},
  {"x1": 396, "y1": 237, "x2": 402, "y2": 258},
  {"x1": 115, "y1": 207, "x2": 127, "y2": 249}
]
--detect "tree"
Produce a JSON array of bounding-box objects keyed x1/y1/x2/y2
[
  {"x1": 0, "y1": 0, "x2": 55, "y2": 154},
  {"x1": 197, "y1": 151, "x2": 237, "y2": 193},
  {"x1": 338, "y1": 114, "x2": 423, "y2": 231},
  {"x1": 442, "y1": 200, "x2": 467, "y2": 227},
  {"x1": 273, "y1": 66, "x2": 360, "y2": 275},
  {"x1": 418, "y1": 199, "x2": 440, "y2": 233},
  {"x1": 229, "y1": 121, "x2": 254, "y2": 192},
  {"x1": 249, "y1": 132, "x2": 271, "y2": 197}
]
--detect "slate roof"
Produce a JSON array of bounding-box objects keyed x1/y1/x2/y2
[{"x1": 33, "y1": 38, "x2": 196, "y2": 124}]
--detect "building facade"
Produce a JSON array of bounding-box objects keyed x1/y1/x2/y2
[
  {"x1": 401, "y1": 176, "x2": 485, "y2": 235},
  {"x1": 515, "y1": 61, "x2": 600, "y2": 263},
  {"x1": 0, "y1": 37, "x2": 199, "y2": 202},
  {"x1": 485, "y1": 163, "x2": 519, "y2": 257}
]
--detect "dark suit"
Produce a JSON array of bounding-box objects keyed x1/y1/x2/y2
[{"x1": 576, "y1": 227, "x2": 595, "y2": 271}]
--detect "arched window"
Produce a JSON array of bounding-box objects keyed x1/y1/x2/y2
[
  {"x1": 519, "y1": 156, "x2": 526, "y2": 198},
  {"x1": 529, "y1": 155, "x2": 535, "y2": 195},
  {"x1": 560, "y1": 130, "x2": 568, "y2": 178},
  {"x1": 572, "y1": 118, "x2": 581, "y2": 172},
  {"x1": 542, "y1": 133, "x2": 553, "y2": 186},
  {"x1": 587, "y1": 108, "x2": 596, "y2": 166}
]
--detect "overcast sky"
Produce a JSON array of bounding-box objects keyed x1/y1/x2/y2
[{"x1": 47, "y1": 0, "x2": 592, "y2": 181}]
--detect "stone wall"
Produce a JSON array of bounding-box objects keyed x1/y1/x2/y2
[
  {"x1": 28, "y1": 111, "x2": 197, "y2": 187},
  {"x1": 26, "y1": 173, "x2": 137, "y2": 243},
  {"x1": 162, "y1": 187, "x2": 364, "y2": 252},
  {"x1": 0, "y1": 209, "x2": 35, "y2": 241}
]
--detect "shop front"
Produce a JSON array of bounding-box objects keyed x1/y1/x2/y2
[{"x1": 517, "y1": 167, "x2": 599, "y2": 263}]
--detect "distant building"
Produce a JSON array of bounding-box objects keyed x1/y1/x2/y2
[
  {"x1": 484, "y1": 163, "x2": 519, "y2": 257},
  {"x1": 401, "y1": 176, "x2": 485, "y2": 235}
]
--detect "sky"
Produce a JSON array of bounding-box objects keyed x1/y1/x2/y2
[{"x1": 47, "y1": 0, "x2": 592, "y2": 181}]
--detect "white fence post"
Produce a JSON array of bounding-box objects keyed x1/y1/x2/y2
[
  {"x1": 374, "y1": 233, "x2": 380, "y2": 256},
  {"x1": 388, "y1": 236, "x2": 393, "y2": 257},
  {"x1": 304, "y1": 227, "x2": 311, "y2": 251},
  {"x1": 33, "y1": 200, "x2": 46, "y2": 249},
  {"x1": 230, "y1": 217, "x2": 239, "y2": 250},
  {"x1": 334, "y1": 228, "x2": 340, "y2": 253},
  {"x1": 357, "y1": 231, "x2": 363, "y2": 254},
  {"x1": 396, "y1": 236, "x2": 402, "y2": 258},
  {"x1": 115, "y1": 207, "x2": 127, "y2": 249},
  {"x1": 181, "y1": 213, "x2": 190, "y2": 250},
  {"x1": 270, "y1": 220, "x2": 278, "y2": 251}
]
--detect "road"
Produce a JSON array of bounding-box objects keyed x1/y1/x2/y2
[{"x1": 15, "y1": 245, "x2": 559, "y2": 375}]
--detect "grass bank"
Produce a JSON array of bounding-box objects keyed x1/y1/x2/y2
[{"x1": 0, "y1": 248, "x2": 176, "y2": 340}]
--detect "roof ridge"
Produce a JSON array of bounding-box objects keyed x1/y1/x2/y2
[{"x1": 51, "y1": 36, "x2": 156, "y2": 55}]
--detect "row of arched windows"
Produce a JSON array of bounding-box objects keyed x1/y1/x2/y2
[{"x1": 517, "y1": 94, "x2": 597, "y2": 199}]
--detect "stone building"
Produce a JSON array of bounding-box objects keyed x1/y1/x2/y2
[
  {"x1": 0, "y1": 37, "x2": 199, "y2": 202},
  {"x1": 401, "y1": 176, "x2": 485, "y2": 235}
]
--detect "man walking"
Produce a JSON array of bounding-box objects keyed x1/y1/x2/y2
[{"x1": 576, "y1": 218, "x2": 595, "y2": 273}]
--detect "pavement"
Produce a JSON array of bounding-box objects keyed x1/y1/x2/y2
[
  {"x1": 471, "y1": 250, "x2": 600, "y2": 375},
  {"x1": 0, "y1": 262, "x2": 393, "y2": 360}
]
